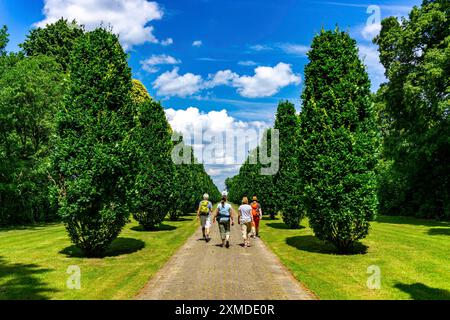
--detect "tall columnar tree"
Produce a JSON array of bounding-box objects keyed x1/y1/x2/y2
[
  {"x1": 0, "y1": 55, "x2": 64, "y2": 225},
  {"x1": 128, "y1": 97, "x2": 175, "y2": 230},
  {"x1": 20, "y1": 19, "x2": 84, "y2": 71},
  {"x1": 374, "y1": 0, "x2": 450, "y2": 219},
  {"x1": 274, "y1": 101, "x2": 304, "y2": 228},
  {"x1": 52, "y1": 28, "x2": 133, "y2": 256},
  {"x1": 300, "y1": 28, "x2": 380, "y2": 252}
]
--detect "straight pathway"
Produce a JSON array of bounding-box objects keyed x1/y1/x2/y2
[{"x1": 137, "y1": 219, "x2": 317, "y2": 300}]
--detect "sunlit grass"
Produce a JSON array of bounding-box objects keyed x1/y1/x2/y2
[
  {"x1": 0, "y1": 216, "x2": 197, "y2": 300},
  {"x1": 260, "y1": 215, "x2": 450, "y2": 300}
]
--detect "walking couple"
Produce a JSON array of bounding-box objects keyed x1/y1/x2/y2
[{"x1": 196, "y1": 192, "x2": 262, "y2": 248}]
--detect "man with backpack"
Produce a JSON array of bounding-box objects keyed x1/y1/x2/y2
[{"x1": 197, "y1": 193, "x2": 213, "y2": 242}]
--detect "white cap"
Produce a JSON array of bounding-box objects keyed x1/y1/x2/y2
[
  {"x1": 222, "y1": 191, "x2": 228, "y2": 197},
  {"x1": 203, "y1": 193, "x2": 209, "y2": 200}
]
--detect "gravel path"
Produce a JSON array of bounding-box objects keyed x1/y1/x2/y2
[{"x1": 136, "y1": 219, "x2": 317, "y2": 300}]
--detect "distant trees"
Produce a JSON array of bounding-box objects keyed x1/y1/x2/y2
[
  {"x1": 274, "y1": 101, "x2": 304, "y2": 228},
  {"x1": 374, "y1": 0, "x2": 450, "y2": 219},
  {"x1": 52, "y1": 28, "x2": 134, "y2": 256},
  {"x1": 300, "y1": 29, "x2": 379, "y2": 252},
  {"x1": 0, "y1": 52, "x2": 64, "y2": 225}
]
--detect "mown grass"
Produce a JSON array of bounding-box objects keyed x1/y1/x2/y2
[
  {"x1": 260, "y1": 215, "x2": 450, "y2": 300},
  {"x1": 0, "y1": 216, "x2": 197, "y2": 300}
]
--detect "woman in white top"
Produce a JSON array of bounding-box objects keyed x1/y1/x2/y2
[{"x1": 238, "y1": 197, "x2": 254, "y2": 248}]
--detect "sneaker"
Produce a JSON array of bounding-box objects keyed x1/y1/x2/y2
[
  {"x1": 206, "y1": 237, "x2": 211, "y2": 243},
  {"x1": 225, "y1": 241, "x2": 230, "y2": 249}
]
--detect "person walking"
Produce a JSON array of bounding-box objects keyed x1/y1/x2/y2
[
  {"x1": 238, "y1": 197, "x2": 254, "y2": 248},
  {"x1": 197, "y1": 193, "x2": 213, "y2": 242},
  {"x1": 213, "y1": 193, "x2": 234, "y2": 248},
  {"x1": 251, "y1": 196, "x2": 263, "y2": 238}
]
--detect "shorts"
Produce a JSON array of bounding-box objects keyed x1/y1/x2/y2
[
  {"x1": 241, "y1": 222, "x2": 252, "y2": 240},
  {"x1": 200, "y1": 215, "x2": 208, "y2": 228},
  {"x1": 218, "y1": 220, "x2": 231, "y2": 240}
]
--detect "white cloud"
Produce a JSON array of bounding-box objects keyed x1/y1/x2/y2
[
  {"x1": 278, "y1": 43, "x2": 309, "y2": 56},
  {"x1": 231, "y1": 63, "x2": 301, "y2": 98},
  {"x1": 161, "y1": 38, "x2": 173, "y2": 46},
  {"x1": 358, "y1": 44, "x2": 386, "y2": 91},
  {"x1": 153, "y1": 68, "x2": 203, "y2": 97},
  {"x1": 192, "y1": 40, "x2": 203, "y2": 47},
  {"x1": 165, "y1": 107, "x2": 271, "y2": 189},
  {"x1": 154, "y1": 63, "x2": 301, "y2": 98},
  {"x1": 36, "y1": 0, "x2": 164, "y2": 50},
  {"x1": 361, "y1": 23, "x2": 381, "y2": 41},
  {"x1": 140, "y1": 54, "x2": 181, "y2": 73},
  {"x1": 238, "y1": 60, "x2": 257, "y2": 66},
  {"x1": 250, "y1": 44, "x2": 272, "y2": 51}
]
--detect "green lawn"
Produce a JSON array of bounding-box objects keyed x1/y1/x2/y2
[
  {"x1": 260, "y1": 215, "x2": 450, "y2": 300},
  {"x1": 0, "y1": 216, "x2": 198, "y2": 300}
]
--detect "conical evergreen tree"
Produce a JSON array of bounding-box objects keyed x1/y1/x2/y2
[
  {"x1": 274, "y1": 101, "x2": 304, "y2": 228},
  {"x1": 52, "y1": 28, "x2": 133, "y2": 256},
  {"x1": 300, "y1": 28, "x2": 380, "y2": 252}
]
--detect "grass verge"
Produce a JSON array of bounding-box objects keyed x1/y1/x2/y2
[{"x1": 0, "y1": 216, "x2": 197, "y2": 300}]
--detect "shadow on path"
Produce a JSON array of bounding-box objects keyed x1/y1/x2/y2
[
  {"x1": 286, "y1": 235, "x2": 368, "y2": 255},
  {"x1": 0, "y1": 256, "x2": 57, "y2": 300},
  {"x1": 394, "y1": 283, "x2": 450, "y2": 300},
  {"x1": 60, "y1": 238, "x2": 145, "y2": 258}
]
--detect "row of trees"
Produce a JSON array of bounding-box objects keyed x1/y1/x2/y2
[
  {"x1": 0, "y1": 20, "x2": 220, "y2": 256},
  {"x1": 227, "y1": 0, "x2": 449, "y2": 251}
]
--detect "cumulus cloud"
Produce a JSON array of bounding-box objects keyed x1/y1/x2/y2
[
  {"x1": 231, "y1": 63, "x2": 301, "y2": 98},
  {"x1": 36, "y1": 0, "x2": 165, "y2": 50},
  {"x1": 153, "y1": 68, "x2": 203, "y2": 97},
  {"x1": 361, "y1": 23, "x2": 382, "y2": 41},
  {"x1": 192, "y1": 40, "x2": 203, "y2": 47},
  {"x1": 140, "y1": 54, "x2": 181, "y2": 73},
  {"x1": 165, "y1": 107, "x2": 270, "y2": 188},
  {"x1": 358, "y1": 44, "x2": 386, "y2": 91},
  {"x1": 154, "y1": 63, "x2": 301, "y2": 98},
  {"x1": 161, "y1": 38, "x2": 174, "y2": 46}
]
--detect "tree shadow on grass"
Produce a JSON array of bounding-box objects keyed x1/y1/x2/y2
[
  {"x1": 266, "y1": 222, "x2": 305, "y2": 230},
  {"x1": 376, "y1": 216, "x2": 450, "y2": 228},
  {"x1": 427, "y1": 228, "x2": 450, "y2": 236},
  {"x1": 130, "y1": 224, "x2": 177, "y2": 232},
  {"x1": 0, "y1": 256, "x2": 58, "y2": 300},
  {"x1": 394, "y1": 283, "x2": 450, "y2": 300},
  {"x1": 286, "y1": 235, "x2": 368, "y2": 255},
  {"x1": 59, "y1": 238, "x2": 145, "y2": 258}
]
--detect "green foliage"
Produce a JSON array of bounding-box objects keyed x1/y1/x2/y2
[
  {"x1": 52, "y1": 28, "x2": 133, "y2": 256},
  {"x1": 274, "y1": 101, "x2": 304, "y2": 228},
  {"x1": 374, "y1": 0, "x2": 450, "y2": 219},
  {"x1": 300, "y1": 28, "x2": 380, "y2": 252},
  {"x1": 227, "y1": 129, "x2": 277, "y2": 218},
  {"x1": 170, "y1": 136, "x2": 221, "y2": 220},
  {"x1": 0, "y1": 55, "x2": 64, "y2": 225},
  {"x1": 20, "y1": 19, "x2": 84, "y2": 71},
  {"x1": 131, "y1": 79, "x2": 151, "y2": 105},
  {"x1": 0, "y1": 25, "x2": 9, "y2": 54},
  {"x1": 128, "y1": 99, "x2": 175, "y2": 230}
]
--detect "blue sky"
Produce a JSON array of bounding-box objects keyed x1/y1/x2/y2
[{"x1": 1, "y1": 0, "x2": 420, "y2": 190}]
